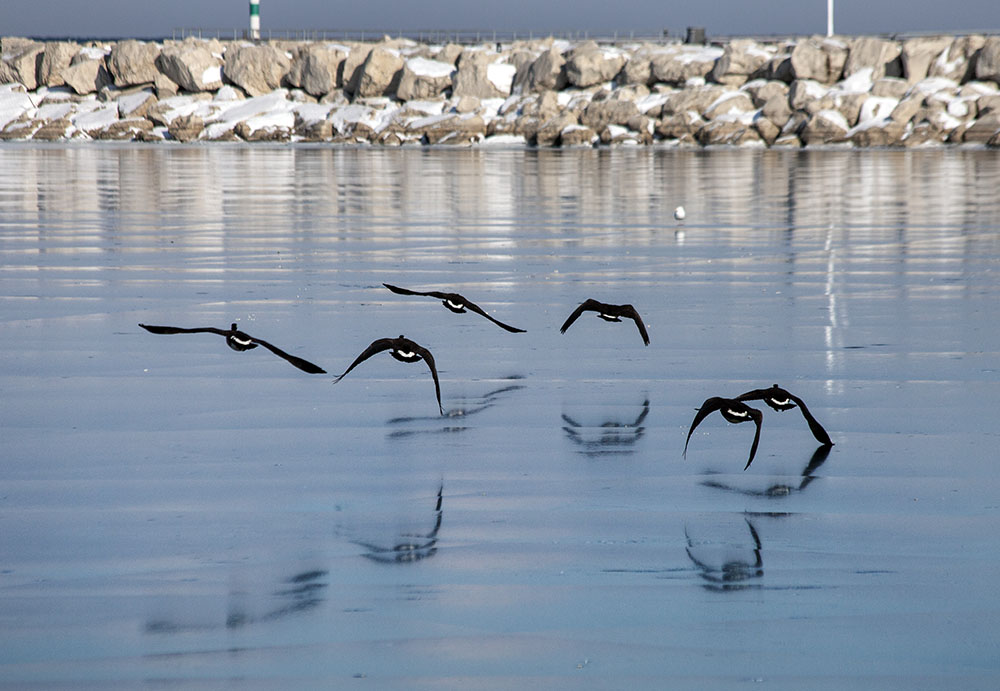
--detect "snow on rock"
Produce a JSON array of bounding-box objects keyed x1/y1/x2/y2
[
  {"x1": 0, "y1": 87, "x2": 35, "y2": 129},
  {"x1": 407, "y1": 57, "x2": 454, "y2": 79},
  {"x1": 72, "y1": 102, "x2": 120, "y2": 133},
  {"x1": 487, "y1": 62, "x2": 517, "y2": 94}
]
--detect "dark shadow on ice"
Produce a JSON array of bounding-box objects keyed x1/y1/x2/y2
[
  {"x1": 685, "y1": 518, "x2": 763, "y2": 592},
  {"x1": 385, "y1": 380, "x2": 525, "y2": 439},
  {"x1": 561, "y1": 397, "x2": 650, "y2": 457},
  {"x1": 354, "y1": 484, "x2": 444, "y2": 565},
  {"x1": 145, "y1": 568, "x2": 329, "y2": 634},
  {"x1": 699, "y1": 444, "x2": 832, "y2": 498}
]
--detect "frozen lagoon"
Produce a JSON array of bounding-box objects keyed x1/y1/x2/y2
[{"x1": 1, "y1": 144, "x2": 1000, "y2": 688}]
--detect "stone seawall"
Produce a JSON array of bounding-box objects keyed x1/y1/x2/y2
[{"x1": 2, "y1": 34, "x2": 1000, "y2": 147}]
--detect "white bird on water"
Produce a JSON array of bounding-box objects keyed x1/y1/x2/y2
[{"x1": 674, "y1": 205, "x2": 686, "y2": 222}]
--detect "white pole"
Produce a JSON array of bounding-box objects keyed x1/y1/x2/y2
[
  {"x1": 250, "y1": 0, "x2": 260, "y2": 40},
  {"x1": 827, "y1": 0, "x2": 834, "y2": 37}
]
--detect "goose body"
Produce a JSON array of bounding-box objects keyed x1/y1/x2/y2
[
  {"x1": 333, "y1": 335, "x2": 443, "y2": 415},
  {"x1": 559, "y1": 299, "x2": 650, "y2": 346},
  {"x1": 683, "y1": 397, "x2": 763, "y2": 470},
  {"x1": 382, "y1": 283, "x2": 525, "y2": 333}
]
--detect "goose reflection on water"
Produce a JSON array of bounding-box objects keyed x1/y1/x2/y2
[
  {"x1": 700, "y1": 444, "x2": 832, "y2": 498},
  {"x1": 685, "y1": 518, "x2": 763, "y2": 592},
  {"x1": 354, "y1": 484, "x2": 444, "y2": 565},
  {"x1": 145, "y1": 568, "x2": 329, "y2": 634},
  {"x1": 561, "y1": 397, "x2": 650, "y2": 457},
  {"x1": 385, "y1": 380, "x2": 525, "y2": 439}
]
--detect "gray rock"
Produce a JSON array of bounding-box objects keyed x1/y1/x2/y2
[
  {"x1": 661, "y1": 85, "x2": 727, "y2": 116},
  {"x1": 960, "y1": 112, "x2": 1000, "y2": 143},
  {"x1": 977, "y1": 93, "x2": 1000, "y2": 115},
  {"x1": 651, "y1": 45, "x2": 723, "y2": 85},
  {"x1": 286, "y1": 44, "x2": 345, "y2": 96},
  {"x1": 108, "y1": 40, "x2": 161, "y2": 87},
  {"x1": 94, "y1": 117, "x2": 154, "y2": 140},
  {"x1": 0, "y1": 41, "x2": 44, "y2": 90},
  {"x1": 929, "y1": 36, "x2": 985, "y2": 82},
  {"x1": 697, "y1": 118, "x2": 763, "y2": 145},
  {"x1": 580, "y1": 99, "x2": 640, "y2": 130},
  {"x1": 38, "y1": 42, "x2": 78, "y2": 87},
  {"x1": 709, "y1": 39, "x2": 773, "y2": 87},
  {"x1": 396, "y1": 57, "x2": 454, "y2": 101},
  {"x1": 167, "y1": 113, "x2": 204, "y2": 141},
  {"x1": 535, "y1": 112, "x2": 578, "y2": 146},
  {"x1": 872, "y1": 77, "x2": 909, "y2": 99},
  {"x1": 800, "y1": 109, "x2": 849, "y2": 144},
  {"x1": 703, "y1": 91, "x2": 755, "y2": 120},
  {"x1": 356, "y1": 47, "x2": 404, "y2": 98},
  {"x1": 156, "y1": 43, "x2": 222, "y2": 92},
  {"x1": 753, "y1": 113, "x2": 781, "y2": 145},
  {"x1": 901, "y1": 36, "x2": 952, "y2": 83},
  {"x1": 847, "y1": 120, "x2": 906, "y2": 146},
  {"x1": 559, "y1": 124, "x2": 597, "y2": 147},
  {"x1": 154, "y1": 72, "x2": 179, "y2": 98},
  {"x1": 889, "y1": 96, "x2": 923, "y2": 124},
  {"x1": 517, "y1": 47, "x2": 567, "y2": 93},
  {"x1": 741, "y1": 79, "x2": 789, "y2": 107},
  {"x1": 789, "y1": 37, "x2": 847, "y2": 84},
  {"x1": 452, "y1": 52, "x2": 513, "y2": 99},
  {"x1": 564, "y1": 45, "x2": 626, "y2": 88},
  {"x1": 975, "y1": 36, "x2": 1000, "y2": 84},
  {"x1": 620, "y1": 44, "x2": 663, "y2": 86},
  {"x1": 761, "y1": 93, "x2": 792, "y2": 127},
  {"x1": 342, "y1": 44, "x2": 374, "y2": 95},
  {"x1": 656, "y1": 112, "x2": 705, "y2": 143},
  {"x1": 61, "y1": 57, "x2": 112, "y2": 95},
  {"x1": 225, "y1": 43, "x2": 290, "y2": 97},
  {"x1": 844, "y1": 37, "x2": 902, "y2": 80}
]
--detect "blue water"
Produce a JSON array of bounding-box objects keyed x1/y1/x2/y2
[{"x1": 1, "y1": 144, "x2": 999, "y2": 689}]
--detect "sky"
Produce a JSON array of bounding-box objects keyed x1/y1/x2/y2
[{"x1": 1, "y1": 0, "x2": 998, "y2": 41}]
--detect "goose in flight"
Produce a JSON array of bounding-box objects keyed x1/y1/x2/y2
[
  {"x1": 736, "y1": 385, "x2": 833, "y2": 447},
  {"x1": 333, "y1": 335, "x2": 443, "y2": 415},
  {"x1": 683, "y1": 397, "x2": 763, "y2": 470},
  {"x1": 382, "y1": 283, "x2": 526, "y2": 333},
  {"x1": 559, "y1": 299, "x2": 650, "y2": 346},
  {"x1": 138, "y1": 322, "x2": 326, "y2": 374}
]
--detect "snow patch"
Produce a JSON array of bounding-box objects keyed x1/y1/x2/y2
[
  {"x1": 487, "y1": 63, "x2": 517, "y2": 94},
  {"x1": 407, "y1": 57, "x2": 454, "y2": 79}
]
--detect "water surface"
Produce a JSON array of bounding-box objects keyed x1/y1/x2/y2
[{"x1": 2, "y1": 144, "x2": 999, "y2": 689}]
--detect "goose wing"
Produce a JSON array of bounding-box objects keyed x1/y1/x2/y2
[
  {"x1": 139, "y1": 323, "x2": 228, "y2": 336},
  {"x1": 462, "y1": 298, "x2": 526, "y2": 333},
  {"x1": 333, "y1": 338, "x2": 396, "y2": 383},
  {"x1": 383, "y1": 283, "x2": 446, "y2": 299},
  {"x1": 559, "y1": 299, "x2": 601, "y2": 334},
  {"x1": 743, "y1": 407, "x2": 763, "y2": 470},
  {"x1": 410, "y1": 342, "x2": 444, "y2": 415},
  {"x1": 786, "y1": 391, "x2": 834, "y2": 446},
  {"x1": 620, "y1": 304, "x2": 650, "y2": 346},
  {"x1": 683, "y1": 397, "x2": 727, "y2": 457},
  {"x1": 248, "y1": 336, "x2": 327, "y2": 374}
]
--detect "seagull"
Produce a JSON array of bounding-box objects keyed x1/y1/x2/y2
[
  {"x1": 674, "y1": 205, "x2": 686, "y2": 221},
  {"x1": 736, "y1": 384, "x2": 833, "y2": 447},
  {"x1": 382, "y1": 283, "x2": 526, "y2": 333},
  {"x1": 333, "y1": 335, "x2": 443, "y2": 415},
  {"x1": 138, "y1": 322, "x2": 326, "y2": 374},
  {"x1": 683, "y1": 397, "x2": 763, "y2": 470},
  {"x1": 559, "y1": 299, "x2": 650, "y2": 346}
]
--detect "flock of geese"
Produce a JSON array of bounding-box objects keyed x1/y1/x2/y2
[{"x1": 139, "y1": 280, "x2": 834, "y2": 470}]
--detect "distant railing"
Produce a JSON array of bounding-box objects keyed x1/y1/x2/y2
[
  {"x1": 170, "y1": 26, "x2": 1000, "y2": 45},
  {"x1": 170, "y1": 27, "x2": 678, "y2": 45}
]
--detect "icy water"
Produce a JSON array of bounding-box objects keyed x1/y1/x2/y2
[{"x1": 2, "y1": 144, "x2": 1000, "y2": 689}]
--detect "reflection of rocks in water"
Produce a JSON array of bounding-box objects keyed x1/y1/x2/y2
[
  {"x1": 145, "y1": 568, "x2": 328, "y2": 634},
  {"x1": 561, "y1": 397, "x2": 649, "y2": 457},
  {"x1": 685, "y1": 518, "x2": 763, "y2": 592},
  {"x1": 386, "y1": 380, "x2": 525, "y2": 439},
  {"x1": 700, "y1": 444, "x2": 832, "y2": 498},
  {"x1": 354, "y1": 484, "x2": 443, "y2": 565}
]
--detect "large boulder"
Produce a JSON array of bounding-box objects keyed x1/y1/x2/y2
[
  {"x1": 564, "y1": 43, "x2": 626, "y2": 87},
  {"x1": 286, "y1": 43, "x2": 345, "y2": 97},
  {"x1": 901, "y1": 36, "x2": 952, "y2": 83},
  {"x1": 801, "y1": 108, "x2": 849, "y2": 144},
  {"x1": 929, "y1": 35, "x2": 985, "y2": 82},
  {"x1": 789, "y1": 37, "x2": 847, "y2": 84},
  {"x1": 709, "y1": 39, "x2": 774, "y2": 86},
  {"x1": 61, "y1": 53, "x2": 112, "y2": 95},
  {"x1": 452, "y1": 52, "x2": 516, "y2": 99},
  {"x1": 0, "y1": 41, "x2": 44, "y2": 90},
  {"x1": 703, "y1": 90, "x2": 755, "y2": 120},
  {"x1": 515, "y1": 46, "x2": 567, "y2": 93},
  {"x1": 579, "y1": 99, "x2": 640, "y2": 130},
  {"x1": 167, "y1": 113, "x2": 205, "y2": 141},
  {"x1": 651, "y1": 45, "x2": 724, "y2": 85},
  {"x1": 224, "y1": 44, "x2": 290, "y2": 97},
  {"x1": 960, "y1": 112, "x2": 1000, "y2": 143},
  {"x1": 619, "y1": 44, "x2": 664, "y2": 86},
  {"x1": 38, "y1": 42, "x2": 78, "y2": 87},
  {"x1": 661, "y1": 84, "x2": 727, "y2": 116},
  {"x1": 396, "y1": 56, "x2": 454, "y2": 100},
  {"x1": 341, "y1": 44, "x2": 374, "y2": 95},
  {"x1": 844, "y1": 37, "x2": 902, "y2": 80},
  {"x1": 156, "y1": 42, "x2": 222, "y2": 92},
  {"x1": 975, "y1": 36, "x2": 1000, "y2": 83},
  {"x1": 355, "y1": 47, "x2": 404, "y2": 98},
  {"x1": 108, "y1": 40, "x2": 161, "y2": 87}
]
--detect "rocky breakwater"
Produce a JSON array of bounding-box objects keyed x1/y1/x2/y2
[{"x1": 2, "y1": 33, "x2": 1000, "y2": 147}]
